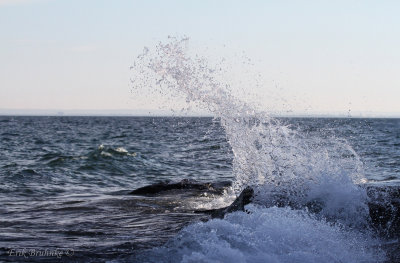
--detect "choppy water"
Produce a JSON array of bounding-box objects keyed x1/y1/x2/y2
[
  {"x1": 0, "y1": 116, "x2": 230, "y2": 262},
  {"x1": 0, "y1": 116, "x2": 399, "y2": 262}
]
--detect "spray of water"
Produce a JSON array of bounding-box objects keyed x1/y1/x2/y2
[
  {"x1": 130, "y1": 37, "x2": 386, "y2": 262},
  {"x1": 132, "y1": 37, "x2": 369, "y2": 225}
]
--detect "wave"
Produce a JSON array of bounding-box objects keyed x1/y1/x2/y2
[{"x1": 131, "y1": 37, "x2": 388, "y2": 262}]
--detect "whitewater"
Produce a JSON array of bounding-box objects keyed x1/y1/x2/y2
[{"x1": 129, "y1": 37, "x2": 388, "y2": 262}]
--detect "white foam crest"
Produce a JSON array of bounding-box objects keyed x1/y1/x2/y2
[{"x1": 115, "y1": 147, "x2": 128, "y2": 153}]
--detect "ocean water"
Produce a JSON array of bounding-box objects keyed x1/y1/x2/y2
[
  {"x1": 0, "y1": 116, "x2": 231, "y2": 262},
  {"x1": 2, "y1": 38, "x2": 400, "y2": 262},
  {"x1": 0, "y1": 116, "x2": 399, "y2": 262}
]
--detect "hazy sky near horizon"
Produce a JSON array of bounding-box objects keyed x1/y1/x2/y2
[{"x1": 1, "y1": 0, "x2": 399, "y2": 116}]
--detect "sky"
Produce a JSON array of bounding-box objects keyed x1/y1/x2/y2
[{"x1": 1, "y1": 0, "x2": 399, "y2": 116}]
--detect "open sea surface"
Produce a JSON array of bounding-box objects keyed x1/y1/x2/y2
[{"x1": 0, "y1": 116, "x2": 399, "y2": 262}]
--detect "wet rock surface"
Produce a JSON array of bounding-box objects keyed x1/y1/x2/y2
[
  {"x1": 129, "y1": 179, "x2": 231, "y2": 196},
  {"x1": 366, "y1": 185, "x2": 400, "y2": 238}
]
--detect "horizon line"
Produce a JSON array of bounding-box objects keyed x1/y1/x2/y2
[{"x1": 1, "y1": 108, "x2": 400, "y2": 118}]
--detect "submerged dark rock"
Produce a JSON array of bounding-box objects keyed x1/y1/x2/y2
[
  {"x1": 366, "y1": 185, "x2": 400, "y2": 238},
  {"x1": 129, "y1": 179, "x2": 231, "y2": 196}
]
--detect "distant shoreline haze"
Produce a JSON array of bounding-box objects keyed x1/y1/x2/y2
[{"x1": 0, "y1": 109, "x2": 399, "y2": 118}]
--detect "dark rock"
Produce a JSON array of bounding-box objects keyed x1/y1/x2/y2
[
  {"x1": 129, "y1": 179, "x2": 231, "y2": 196},
  {"x1": 366, "y1": 185, "x2": 400, "y2": 238}
]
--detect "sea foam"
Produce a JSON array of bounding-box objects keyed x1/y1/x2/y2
[
  {"x1": 131, "y1": 37, "x2": 386, "y2": 262},
  {"x1": 132, "y1": 205, "x2": 384, "y2": 263}
]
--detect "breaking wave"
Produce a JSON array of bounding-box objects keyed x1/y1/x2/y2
[{"x1": 131, "y1": 37, "x2": 386, "y2": 262}]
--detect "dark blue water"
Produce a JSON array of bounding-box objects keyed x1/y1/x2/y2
[{"x1": 0, "y1": 116, "x2": 399, "y2": 262}]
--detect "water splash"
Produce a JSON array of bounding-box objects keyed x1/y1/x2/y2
[
  {"x1": 131, "y1": 36, "x2": 386, "y2": 262},
  {"x1": 133, "y1": 37, "x2": 373, "y2": 226}
]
